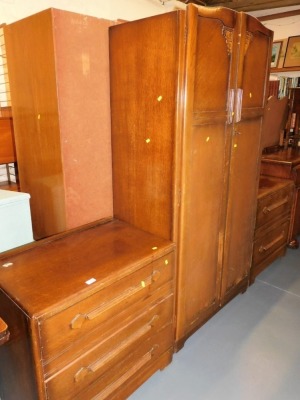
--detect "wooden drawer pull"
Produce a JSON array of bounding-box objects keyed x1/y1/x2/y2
[
  {"x1": 152, "y1": 269, "x2": 161, "y2": 282},
  {"x1": 262, "y1": 197, "x2": 289, "y2": 214},
  {"x1": 70, "y1": 270, "x2": 161, "y2": 330},
  {"x1": 91, "y1": 346, "x2": 159, "y2": 400},
  {"x1": 0, "y1": 318, "x2": 10, "y2": 346},
  {"x1": 74, "y1": 315, "x2": 159, "y2": 383},
  {"x1": 259, "y1": 231, "x2": 285, "y2": 253}
]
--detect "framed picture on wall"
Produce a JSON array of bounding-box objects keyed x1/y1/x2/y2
[
  {"x1": 271, "y1": 41, "x2": 282, "y2": 68},
  {"x1": 283, "y1": 35, "x2": 300, "y2": 68}
]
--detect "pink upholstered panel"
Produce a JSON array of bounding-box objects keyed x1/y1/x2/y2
[{"x1": 53, "y1": 10, "x2": 113, "y2": 229}]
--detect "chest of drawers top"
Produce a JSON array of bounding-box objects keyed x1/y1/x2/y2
[
  {"x1": 261, "y1": 148, "x2": 300, "y2": 180},
  {"x1": 258, "y1": 175, "x2": 294, "y2": 198},
  {"x1": 0, "y1": 219, "x2": 175, "y2": 318},
  {"x1": 261, "y1": 148, "x2": 300, "y2": 166}
]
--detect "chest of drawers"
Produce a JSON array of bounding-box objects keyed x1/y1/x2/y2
[
  {"x1": 261, "y1": 148, "x2": 300, "y2": 248},
  {"x1": 0, "y1": 220, "x2": 175, "y2": 399},
  {"x1": 251, "y1": 176, "x2": 294, "y2": 283}
]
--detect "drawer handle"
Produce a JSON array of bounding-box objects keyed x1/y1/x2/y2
[
  {"x1": 70, "y1": 270, "x2": 161, "y2": 330},
  {"x1": 74, "y1": 315, "x2": 159, "y2": 383},
  {"x1": 91, "y1": 346, "x2": 159, "y2": 400},
  {"x1": 262, "y1": 197, "x2": 289, "y2": 214},
  {"x1": 0, "y1": 318, "x2": 10, "y2": 346},
  {"x1": 258, "y1": 231, "x2": 285, "y2": 253},
  {"x1": 152, "y1": 269, "x2": 161, "y2": 282},
  {"x1": 227, "y1": 89, "x2": 234, "y2": 124},
  {"x1": 235, "y1": 88, "x2": 243, "y2": 123}
]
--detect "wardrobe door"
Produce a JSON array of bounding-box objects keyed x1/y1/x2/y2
[
  {"x1": 176, "y1": 6, "x2": 237, "y2": 344},
  {"x1": 220, "y1": 14, "x2": 273, "y2": 303}
]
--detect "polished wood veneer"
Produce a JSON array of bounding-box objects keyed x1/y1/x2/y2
[
  {"x1": 0, "y1": 117, "x2": 16, "y2": 164},
  {"x1": 109, "y1": 4, "x2": 273, "y2": 349},
  {"x1": 4, "y1": 9, "x2": 114, "y2": 239},
  {"x1": 0, "y1": 220, "x2": 175, "y2": 399},
  {"x1": 251, "y1": 176, "x2": 294, "y2": 282},
  {"x1": 261, "y1": 148, "x2": 300, "y2": 248}
]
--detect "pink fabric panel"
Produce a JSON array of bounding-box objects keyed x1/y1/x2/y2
[{"x1": 53, "y1": 10, "x2": 113, "y2": 229}]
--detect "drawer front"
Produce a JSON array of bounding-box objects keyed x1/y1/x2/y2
[
  {"x1": 84, "y1": 326, "x2": 173, "y2": 400},
  {"x1": 253, "y1": 220, "x2": 290, "y2": 266},
  {"x1": 39, "y1": 252, "x2": 174, "y2": 361},
  {"x1": 43, "y1": 281, "x2": 174, "y2": 376},
  {"x1": 45, "y1": 297, "x2": 174, "y2": 399},
  {"x1": 256, "y1": 184, "x2": 293, "y2": 228},
  {"x1": 260, "y1": 161, "x2": 293, "y2": 180}
]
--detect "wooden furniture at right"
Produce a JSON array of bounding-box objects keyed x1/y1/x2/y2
[
  {"x1": 260, "y1": 95, "x2": 288, "y2": 150},
  {"x1": 251, "y1": 176, "x2": 294, "y2": 283},
  {"x1": 0, "y1": 112, "x2": 18, "y2": 191},
  {"x1": 109, "y1": 4, "x2": 273, "y2": 349},
  {"x1": 4, "y1": 9, "x2": 114, "y2": 239},
  {"x1": 261, "y1": 148, "x2": 300, "y2": 248},
  {"x1": 0, "y1": 116, "x2": 15, "y2": 165},
  {"x1": 0, "y1": 219, "x2": 175, "y2": 400},
  {"x1": 286, "y1": 87, "x2": 300, "y2": 145}
]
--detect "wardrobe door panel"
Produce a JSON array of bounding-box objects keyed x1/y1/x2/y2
[
  {"x1": 179, "y1": 123, "x2": 227, "y2": 333},
  {"x1": 220, "y1": 17, "x2": 272, "y2": 302},
  {"x1": 194, "y1": 16, "x2": 232, "y2": 114},
  {"x1": 221, "y1": 118, "x2": 262, "y2": 300},
  {"x1": 176, "y1": 7, "x2": 236, "y2": 338},
  {"x1": 241, "y1": 30, "x2": 272, "y2": 110}
]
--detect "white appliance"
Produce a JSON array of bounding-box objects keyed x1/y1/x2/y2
[{"x1": 0, "y1": 189, "x2": 34, "y2": 253}]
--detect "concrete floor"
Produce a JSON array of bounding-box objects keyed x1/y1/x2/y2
[{"x1": 129, "y1": 246, "x2": 300, "y2": 400}]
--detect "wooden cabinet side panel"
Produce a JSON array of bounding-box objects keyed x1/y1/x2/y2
[
  {"x1": 110, "y1": 13, "x2": 180, "y2": 240},
  {"x1": 53, "y1": 11, "x2": 113, "y2": 229},
  {"x1": 4, "y1": 10, "x2": 66, "y2": 239},
  {"x1": 0, "y1": 291, "x2": 39, "y2": 400},
  {"x1": 179, "y1": 124, "x2": 227, "y2": 330}
]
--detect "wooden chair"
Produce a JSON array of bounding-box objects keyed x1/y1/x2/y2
[{"x1": 261, "y1": 95, "x2": 289, "y2": 151}]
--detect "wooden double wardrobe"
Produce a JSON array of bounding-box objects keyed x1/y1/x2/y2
[
  {"x1": 0, "y1": 4, "x2": 273, "y2": 399},
  {"x1": 109, "y1": 5, "x2": 273, "y2": 349}
]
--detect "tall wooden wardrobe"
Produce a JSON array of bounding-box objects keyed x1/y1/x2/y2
[
  {"x1": 4, "y1": 9, "x2": 114, "y2": 239},
  {"x1": 109, "y1": 4, "x2": 273, "y2": 349}
]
